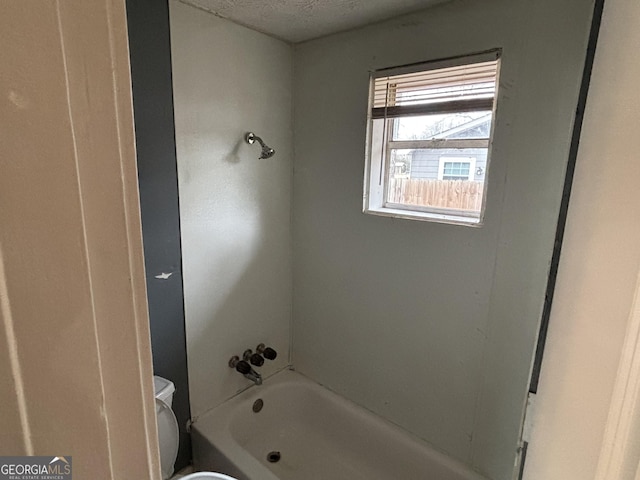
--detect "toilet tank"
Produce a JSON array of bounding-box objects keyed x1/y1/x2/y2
[{"x1": 154, "y1": 375, "x2": 176, "y2": 407}]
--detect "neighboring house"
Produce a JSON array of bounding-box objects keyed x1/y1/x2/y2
[{"x1": 405, "y1": 113, "x2": 491, "y2": 182}]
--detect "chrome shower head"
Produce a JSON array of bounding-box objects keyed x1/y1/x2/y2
[
  {"x1": 246, "y1": 132, "x2": 275, "y2": 159},
  {"x1": 261, "y1": 146, "x2": 276, "y2": 160}
]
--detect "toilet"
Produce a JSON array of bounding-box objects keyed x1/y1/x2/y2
[
  {"x1": 154, "y1": 376, "x2": 238, "y2": 480},
  {"x1": 181, "y1": 474, "x2": 239, "y2": 480}
]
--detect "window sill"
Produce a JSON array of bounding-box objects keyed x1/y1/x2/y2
[{"x1": 364, "y1": 205, "x2": 483, "y2": 226}]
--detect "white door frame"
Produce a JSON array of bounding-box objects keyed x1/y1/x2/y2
[{"x1": 596, "y1": 270, "x2": 640, "y2": 479}]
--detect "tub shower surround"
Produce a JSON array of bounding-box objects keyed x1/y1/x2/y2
[{"x1": 169, "y1": 0, "x2": 596, "y2": 478}]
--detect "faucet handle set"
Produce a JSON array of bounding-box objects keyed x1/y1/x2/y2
[
  {"x1": 229, "y1": 343, "x2": 278, "y2": 385},
  {"x1": 243, "y1": 343, "x2": 278, "y2": 365}
]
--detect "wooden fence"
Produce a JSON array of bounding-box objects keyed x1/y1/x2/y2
[{"x1": 387, "y1": 178, "x2": 484, "y2": 212}]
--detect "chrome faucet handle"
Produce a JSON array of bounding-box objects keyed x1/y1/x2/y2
[
  {"x1": 256, "y1": 343, "x2": 277, "y2": 360},
  {"x1": 234, "y1": 360, "x2": 252, "y2": 375},
  {"x1": 250, "y1": 353, "x2": 265, "y2": 367}
]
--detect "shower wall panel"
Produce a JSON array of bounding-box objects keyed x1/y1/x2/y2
[{"x1": 170, "y1": 1, "x2": 294, "y2": 418}]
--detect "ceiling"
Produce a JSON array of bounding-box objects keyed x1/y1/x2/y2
[{"x1": 178, "y1": 0, "x2": 451, "y2": 44}]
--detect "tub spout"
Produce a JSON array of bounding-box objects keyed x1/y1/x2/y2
[
  {"x1": 244, "y1": 369, "x2": 263, "y2": 386},
  {"x1": 230, "y1": 357, "x2": 263, "y2": 385}
]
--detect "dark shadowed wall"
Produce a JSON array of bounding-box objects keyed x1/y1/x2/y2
[{"x1": 125, "y1": 0, "x2": 191, "y2": 471}]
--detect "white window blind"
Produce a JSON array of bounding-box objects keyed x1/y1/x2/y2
[{"x1": 371, "y1": 55, "x2": 500, "y2": 119}]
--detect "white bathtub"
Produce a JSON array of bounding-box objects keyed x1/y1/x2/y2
[{"x1": 192, "y1": 369, "x2": 488, "y2": 480}]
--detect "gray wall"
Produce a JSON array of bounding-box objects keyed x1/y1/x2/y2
[
  {"x1": 292, "y1": 1, "x2": 593, "y2": 479},
  {"x1": 126, "y1": 0, "x2": 192, "y2": 471},
  {"x1": 169, "y1": 1, "x2": 294, "y2": 419}
]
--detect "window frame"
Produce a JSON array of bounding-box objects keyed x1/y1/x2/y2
[{"x1": 363, "y1": 50, "x2": 501, "y2": 226}]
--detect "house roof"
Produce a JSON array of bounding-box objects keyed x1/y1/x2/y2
[{"x1": 433, "y1": 113, "x2": 492, "y2": 139}]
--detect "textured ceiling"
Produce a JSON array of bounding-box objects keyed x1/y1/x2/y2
[{"x1": 178, "y1": 0, "x2": 450, "y2": 43}]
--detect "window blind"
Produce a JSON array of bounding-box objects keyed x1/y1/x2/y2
[{"x1": 371, "y1": 59, "x2": 499, "y2": 119}]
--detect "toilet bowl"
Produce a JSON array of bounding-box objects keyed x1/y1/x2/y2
[
  {"x1": 181, "y1": 474, "x2": 239, "y2": 480},
  {"x1": 154, "y1": 376, "x2": 180, "y2": 479},
  {"x1": 153, "y1": 376, "x2": 239, "y2": 480}
]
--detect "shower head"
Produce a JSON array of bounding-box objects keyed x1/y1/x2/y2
[{"x1": 246, "y1": 132, "x2": 275, "y2": 159}]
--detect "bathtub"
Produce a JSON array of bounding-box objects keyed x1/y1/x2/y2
[{"x1": 192, "y1": 369, "x2": 488, "y2": 480}]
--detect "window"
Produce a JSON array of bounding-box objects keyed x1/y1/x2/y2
[
  {"x1": 438, "y1": 157, "x2": 476, "y2": 181},
  {"x1": 363, "y1": 51, "x2": 500, "y2": 225}
]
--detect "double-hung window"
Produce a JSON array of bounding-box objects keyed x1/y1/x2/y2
[{"x1": 363, "y1": 50, "x2": 501, "y2": 225}]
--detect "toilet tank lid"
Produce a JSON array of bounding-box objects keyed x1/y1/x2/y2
[{"x1": 153, "y1": 375, "x2": 176, "y2": 402}]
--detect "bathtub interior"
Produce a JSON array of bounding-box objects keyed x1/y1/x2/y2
[{"x1": 192, "y1": 370, "x2": 488, "y2": 480}]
